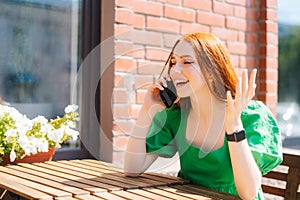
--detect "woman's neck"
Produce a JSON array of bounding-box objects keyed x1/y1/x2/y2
[{"x1": 189, "y1": 85, "x2": 226, "y2": 119}]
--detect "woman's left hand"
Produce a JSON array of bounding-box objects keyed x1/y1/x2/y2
[{"x1": 225, "y1": 68, "x2": 257, "y2": 134}]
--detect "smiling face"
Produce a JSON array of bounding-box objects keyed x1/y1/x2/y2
[{"x1": 170, "y1": 40, "x2": 206, "y2": 98}]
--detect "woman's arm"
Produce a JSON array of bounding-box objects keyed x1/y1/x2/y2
[
  {"x1": 124, "y1": 86, "x2": 165, "y2": 177},
  {"x1": 225, "y1": 69, "x2": 261, "y2": 199}
]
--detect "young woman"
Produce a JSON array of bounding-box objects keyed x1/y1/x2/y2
[{"x1": 124, "y1": 32, "x2": 282, "y2": 200}]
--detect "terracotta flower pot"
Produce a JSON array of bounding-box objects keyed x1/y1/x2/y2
[{"x1": 0, "y1": 146, "x2": 56, "y2": 166}]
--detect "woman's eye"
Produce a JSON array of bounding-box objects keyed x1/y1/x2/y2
[{"x1": 184, "y1": 61, "x2": 193, "y2": 64}]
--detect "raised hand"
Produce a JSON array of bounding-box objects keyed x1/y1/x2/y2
[{"x1": 225, "y1": 68, "x2": 257, "y2": 134}]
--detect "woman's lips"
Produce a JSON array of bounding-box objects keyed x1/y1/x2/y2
[{"x1": 175, "y1": 80, "x2": 189, "y2": 87}]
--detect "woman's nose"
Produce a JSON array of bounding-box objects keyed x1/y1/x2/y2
[{"x1": 171, "y1": 63, "x2": 182, "y2": 73}]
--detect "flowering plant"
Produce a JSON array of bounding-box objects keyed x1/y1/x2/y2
[{"x1": 0, "y1": 104, "x2": 80, "y2": 163}]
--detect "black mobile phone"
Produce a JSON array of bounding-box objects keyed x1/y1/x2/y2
[{"x1": 159, "y1": 79, "x2": 177, "y2": 108}]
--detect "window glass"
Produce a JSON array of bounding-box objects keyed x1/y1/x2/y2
[
  {"x1": 0, "y1": 0, "x2": 82, "y2": 148},
  {"x1": 278, "y1": 0, "x2": 300, "y2": 150}
]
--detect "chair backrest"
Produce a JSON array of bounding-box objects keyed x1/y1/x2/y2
[{"x1": 262, "y1": 152, "x2": 300, "y2": 200}]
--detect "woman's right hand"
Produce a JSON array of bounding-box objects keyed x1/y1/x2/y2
[{"x1": 142, "y1": 83, "x2": 166, "y2": 110}]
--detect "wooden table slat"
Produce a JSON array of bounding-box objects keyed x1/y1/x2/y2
[
  {"x1": 45, "y1": 160, "x2": 152, "y2": 188},
  {"x1": 143, "y1": 186, "x2": 194, "y2": 200},
  {"x1": 93, "y1": 192, "x2": 127, "y2": 200},
  {"x1": 23, "y1": 162, "x2": 120, "y2": 192},
  {"x1": 34, "y1": 162, "x2": 138, "y2": 189},
  {"x1": 111, "y1": 190, "x2": 152, "y2": 200},
  {"x1": 161, "y1": 186, "x2": 211, "y2": 199},
  {"x1": 0, "y1": 177, "x2": 53, "y2": 200},
  {"x1": 0, "y1": 170, "x2": 71, "y2": 198},
  {"x1": 172, "y1": 185, "x2": 239, "y2": 200},
  {"x1": 0, "y1": 160, "x2": 242, "y2": 200},
  {"x1": 6, "y1": 165, "x2": 89, "y2": 196},
  {"x1": 67, "y1": 159, "x2": 188, "y2": 186},
  {"x1": 15, "y1": 163, "x2": 108, "y2": 193},
  {"x1": 128, "y1": 189, "x2": 173, "y2": 200},
  {"x1": 74, "y1": 194, "x2": 105, "y2": 200}
]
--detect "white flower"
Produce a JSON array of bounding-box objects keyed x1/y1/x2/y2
[
  {"x1": 48, "y1": 128, "x2": 64, "y2": 143},
  {"x1": 65, "y1": 127, "x2": 79, "y2": 141},
  {"x1": 4, "y1": 129, "x2": 18, "y2": 142},
  {"x1": 32, "y1": 115, "x2": 48, "y2": 125},
  {"x1": 41, "y1": 123, "x2": 54, "y2": 134},
  {"x1": 37, "y1": 138, "x2": 49, "y2": 152},
  {"x1": 64, "y1": 104, "x2": 79, "y2": 113},
  {"x1": 20, "y1": 136, "x2": 38, "y2": 155},
  {"x1": 10, "y1": 149, "x2": 16, "y2": 162}
]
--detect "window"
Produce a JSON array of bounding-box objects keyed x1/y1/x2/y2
[
  {"x1": 0, "y1": 0, "x2": 95, "y2": 159},
  {"x1": 278, "y1": 0, "x2": 300, "y2": 150}
]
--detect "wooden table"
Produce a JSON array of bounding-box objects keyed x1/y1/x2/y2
[{"x1": 0, "y1": 159, "x2": 239, "y2": 200}]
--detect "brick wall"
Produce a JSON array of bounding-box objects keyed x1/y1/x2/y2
[{"x1": 111, "y1": 0, "x2": 278, "y2": 166}]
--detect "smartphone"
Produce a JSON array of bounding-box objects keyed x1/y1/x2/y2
[{"x1": 159, "y1": 79, "x2": 178, "y2": 108}]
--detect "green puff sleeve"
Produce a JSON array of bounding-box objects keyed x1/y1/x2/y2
[
  {"x1": 146, "y1": 108, "x2": 179, "y2": 158},
  {"x1": 241, "y1": 100, "x2": 283, "y2": 175}
]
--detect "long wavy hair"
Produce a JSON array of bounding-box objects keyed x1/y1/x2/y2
[{"x1": 166, "y1": 32, "x2": 237, "y2": 107}]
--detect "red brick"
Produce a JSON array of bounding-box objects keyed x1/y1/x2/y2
[
  {"x1": 132, "y1": 0, "x2": 163, "y2": 16},
  {"x1": 227, "y1": 41, "x2": 247, "y2": 55},
  {"x1": 116, "y1": 0, "x2": 133, "y2": 8},
  {"x1": 164, "y1": 33, "x2": 181, "y2": 48},
  {"x1": 136, "y1": 89, "x2": 147, "y2": 104},
  {"x1": 197, "y1": 11, "x2": 225, "y2": 27},
  {"x1": 183, "y1": 0, "x2": 212, "y2": 11},
  {"x1": 165, "y1": 5, "x2": 196, "y2": 22},
  {"x1": 132, "y1": 30, "x2": 163, "y2": 46},
  {"x1": 226, "y1": 0, "x2": 247, "y2": 6},
  {"x1": 115, "y1": 73, "x2": 126, "y2": 87},
  {"x1": 260, "y1": 9, "x2": 277, "y2": 21},
  {"x1": 260, "y1": 0, "x2": 277, "y2": 9},
  {"x1": 129, "y1": 44, "x2": 145, "y2": 59},
  {"x1": 259, "y1": 82, "x2": 278, "y2": 94},
  {"x1": 230, "y1": 54, "x2": 239, "y2": 68},
  {"x1": 246, "y1": 33, "x2": 257, "y2": 44},
  {"x1": 213, "y1": 1, "x2": 234, "y2": 15},
  {"x1": 116, "y1": 8, "x2": 133, "y2": 25},
  {"x1": 234, "y1": 6, "x2": 246, "y2": 18},
  {"x1": 133, "y1": 14, "x2": 145, "y2": 29},
  {"x1": 115, "y1": 57, "x2": 137, "y2": 72},
  {"x1": 245, "y1": 57, "x2": 257, "y2": 68},
  {"x1": 165, "y1": 0, "x2": 181, "y2": 5},
  {"x1": 113, "y1": 89, "x2": 128, "y2": 104},
  {"x1": 260, "y1": 21, "x2": 278, "y2": 33},
  {"x1": 246, "y1": 8, "x2": 258, "y2": 20},
  {"x1": 259, "y1": 57, "x2": 278, "y2": 69},
  {"x1": 181, "y1": 22, "x2": 210, "y2": 35},
  {"x1": 114, "y1": 105, "x2": 131, "y2": 119},
  {"x1": 115, "y1": 41, "x2": 134, "y2": 56},
  {"x1": 247, "y1": 21, "x2": 258, "y2": 32},
  {"x1": 146, "y1": 47, "x2": 170, "y2": 61},
  {"x1": 114, "y1": 25, "x2": 133, "y2": 41},
  {"x1": 226, "y1": 16, "x2": 247, "y2": 31},
  {"x1": 238, "y1": 32, "x2": 245, "y2": 42},
  {"x1": 146, "y1": 16, "x2": 180, "y2": 33},
  {"x1": 137, "y1": 60, "x2": 164, "y2": 75},
  {"x1": 257, "y1": 69, "x2": 278, "y2": 82},
  {"x1": 134, "y1": 75, "x2": 154, "y2": 89},
  {"x1": 211, "y1": 27, "x2": 238, "y2": 41}
]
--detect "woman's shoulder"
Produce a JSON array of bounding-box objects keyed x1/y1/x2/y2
[
  {"x1": 242, "y1": 100, "x2": 273, "y2": 116},
  {"x1": 241, "y1": 100, "x2": 278, "y2": 127}
]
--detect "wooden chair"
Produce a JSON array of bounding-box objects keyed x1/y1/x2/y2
[{"x1": 262, "y1": 150, "x2": 300, "y2": 200}]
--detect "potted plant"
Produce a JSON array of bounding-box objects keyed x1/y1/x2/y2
[{"x1": 0, "y1": 104, "x2": 80, "y2": 165}]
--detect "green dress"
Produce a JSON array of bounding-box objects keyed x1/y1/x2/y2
[{"x1": 146, "y1": 100, "x2": 283, "y2": 199}]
